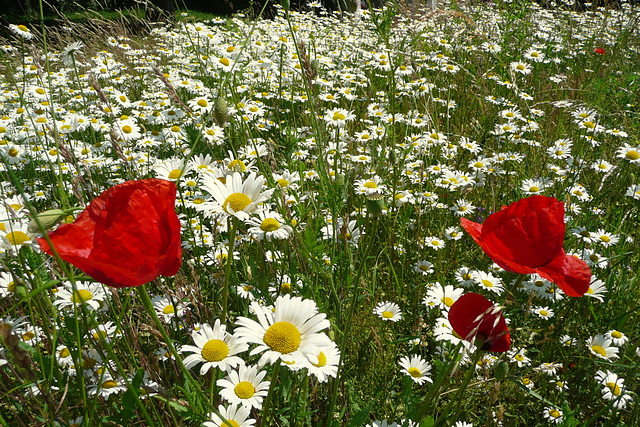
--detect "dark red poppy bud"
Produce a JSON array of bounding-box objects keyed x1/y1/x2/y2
[{"x1": 448, "y1": 293, "x2": 510, "y2": 353}]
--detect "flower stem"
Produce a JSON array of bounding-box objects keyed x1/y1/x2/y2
[
  {"x1": 136, "y1": 284, "x2": 209, "y2": 413},
  {"x1": 261, "y1": 359, "x2": 281, "y2": 426},
  {"x1": 221, "y1": 217, "x2": 237, "y2": 324},
  {"x1": 433, "y1": 348, "x2": 484, "y2": 426}
]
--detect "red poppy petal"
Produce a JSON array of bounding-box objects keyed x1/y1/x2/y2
[
  {"x1": 480, "y1": 196, "x2": 565, "y2": 268},
  {"x1": 535, "y1": 252, "x2": 591, "y2": 297},
  {"x1": 461, "y1": 217, "x2": 536, "y2": 275},
  {"x1": 38, "y1": 179, "x2": 181, "y2": 288}
]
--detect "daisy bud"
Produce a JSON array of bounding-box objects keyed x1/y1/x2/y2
[
  {"x1": 280, "y1": 0, "x2": 290, "y2": 10},
  {"x1": 28, "y1": 209, "x2": 66, "y2": 234}
]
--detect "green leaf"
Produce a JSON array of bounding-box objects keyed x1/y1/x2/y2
[
  {"x1": 347, "y1": 401, "x2": 374, "y2": 427},
  {"x1": 419, "y1": 417, "x2": 435, "y2": 427}
]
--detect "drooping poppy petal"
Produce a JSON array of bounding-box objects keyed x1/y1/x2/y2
[
  {"x1": 536, "y1": 251, "x2": 591, "y2": 297},
  {"x1": 448, "y1": 293, "x2": 510, "y2": 353},
  {"x1": 38, "y1": 179, "x2": 182, "y2": 288},
  {"x1": 460, "y1": 195, "x2": 591, "y2": 297}
]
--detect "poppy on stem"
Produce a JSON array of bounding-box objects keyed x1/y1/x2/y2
[
  {"x1": 38, "y1": 179, "x2": 182, "y2": 288},
  {"x1": 448, "y1": 292, "x2": 510, "y2": 352},
  {"x1": 460, "y1": 195, "x2": 591, "y2": 297}
]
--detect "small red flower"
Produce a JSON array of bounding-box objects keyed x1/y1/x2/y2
[
  {"x1": 594, "y1": 48, "x2": 605, "y2": 55},
  {"x1": 448, "y1": 293, "x2": 510, "y2": 352},
  {"x1": 460, "y1": 195, "x2": 591, "y2": 297},
  {"x1": 38, "y1": 179, "x2": 182, "y2": 288}
]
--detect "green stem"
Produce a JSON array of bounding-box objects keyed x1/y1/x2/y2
[
  {"x1": 136, "y1": 285, "x2": 209, "y2": 413},
  {"x1": 508, "y1": 273, "x2": 527, "y2": 297},
  {"x1": 327, "y1": 219, "x2": 379, "y2": 420},
  {"x1": 413, "y1": 342, "x2": 463, "y2": 422},
  {"x1": 261, "y1": 359, "x2": 281, "y2": 426},
  {"x1": 221, "y1": 217, "x2": 237, "y2": 323},
  {"x1": 434, "y1": 349, "x2": 484, "y2": 426}
]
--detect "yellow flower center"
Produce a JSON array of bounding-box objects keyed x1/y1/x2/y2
[
  {"x1": 260, "y1": 218, "x2": 280, "y2": 232},
  {"x1": 234, "y1": 381, "x2": 255, "y2": 399},
  {"x1": 626, "y1": 150, "x2": 639, "y2": 160},
  {"x1": 219, "y1": 57, "x2": 230, "y2": 67},
  {"x1": 228, "y1": 159, "x2": 247, "y2": 172},
  {"x1": 201, "y1": 339, "x2": 229, "y2": 362},
  {"x1": 382, "y1": 311, "x2": 393, "y2": 319},
  {"x1": 18, "y1": 25, "x2": 29, "y2": 32},
  {"x1": 408, "y1": 367, "x2": 422, "y2": 378},
  {"x1": 441, "y1": 297, "x2": 454, "y2": 307},
  {"x1": 223, "y1": 193, "x2": 251, "y2": 213},
  {"x1": 363, "y1": 181, "x2": 378, "y2": 189},
  {"x1": 197, "y1": 99, "x2": 208, "y2": 108},
  {"x1": 312, "y1": 352, "x2": 327, "y2": 367},
  {"x1": 600, "y1": 235, "x2": 610, "y2": 243},
  {"x1": 539, "y1": 310, "x2": 548, "y2": 317},
  {"x1": 591, "y1": 345, "x2": 606, "y2": 357},
  {"x1": 71, "y1": 289, "x2": 93, "y2": 304},
  {"x1": 611, "y1": 331, "x2": 622, "y2": 339},
  {"x1": 7, "y1": 281, "x2": 15, "y2": 292},
  {"x1": 280, "y1": 282, "x2": 292, "y2": 293},
  {"x1": 5, "y1": 231, "x2": 30, "y2": 246},
  {"x1": 481, "y1": 279, "x2": 494, "y2": 288},
  {"x1": 277, "y1": 178, "x2": 290, "y2": 187},
  {"x1": 549, "y1": 409, "x2": 561, "y2": 418},
  {"x1": 122, "y1": 125, "x2": 133, "y2": 134},
  {"x1": 23, "y1": 331, "x2": 35, "y2": 341},
  {"x1": 162, "y1": 305, "x2": 175, "y2": 314},
  {"x1": 606, "y1": 382, "x2": 622, "y2": 396},
  {"x1": 529, "y1": 186, "x2": 539, "y2": 192},
  {"x1": 102, "y1": 380, "x2": 118, "y2": 389},
  {"x1": 168, "y1": 169, "x2": 182, "y2": 180},
  {"x1": 59, "y1": 348, "x2": 71, "y2": 358},
  {"x1": 93, "y1": 331, "x2": 108, "y2": 340},
  {"x1": 515, "y1": 354, "x2": 524, "y2": 361},
  {"x1": 8, "y1": 148, "x2": 18, "y2": 157},
  {"x1": 332, "y1": 112, "x2": 346, "y2": 121},
  {"x1": 263, "y1": 321, "x2": 301, "y2": 354}
]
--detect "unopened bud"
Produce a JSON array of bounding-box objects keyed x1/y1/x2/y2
[
  {"x1": 494, "y1": 361, "x2": 509, "y2": 381},
  {"x1": 213, "y1": 97, "x2": 229, "y2": 127},
  {"x1": 28, "y1": 209, "x2": 65, "y2": 233},
  {"x1": 366, "y1": 193, "x2": 385, "y2": 218}
]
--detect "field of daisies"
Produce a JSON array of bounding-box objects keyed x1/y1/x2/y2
[{"x1": 1, "y1": 0, "x2": 639, "y2": 425}]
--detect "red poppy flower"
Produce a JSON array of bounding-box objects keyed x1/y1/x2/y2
[
  {"x1": 448, "y1": 293, "x2": 510, "y2": 352},
  {"x1": 594, "y1": 48, "x2": 605, "y2": 55},
  {"x1": 460, "y1": 195, "x2": 590, "y2": 297},
  {"x1": 38, "y1": 179, "x2": 182, "y2": 288}
]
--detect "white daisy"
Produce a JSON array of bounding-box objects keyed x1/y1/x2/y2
[
  {"x1": 374, "y1": 301, "x2": 402, "y2": 322},
  {"x1": 587, "y1": 335, "x2": 619, "y2": 360},
  {"x1": 199, "y1": 172, "x2": 274, "y2": 220},
  {"x1": 235, "y1": 295, "x2": 331, "y2": 367},
  {"x1": 246, "y1": 210, "x2": 293, "y2": 241},
  {"x1": 203, "y1": 403, "x2": 255, "y2": 427},
  {"x1": 216, "y1": 364, "x2": 270, "y2": 409},
  {"x1": 181, "y1": 319, "x2": 248, "y2": 374},
  {"x1": 398, "y1": 355, "x2": 432, "y2": 385},
  {"x1": 53, "y1": 281, "x2": 108, "y2": 312}
]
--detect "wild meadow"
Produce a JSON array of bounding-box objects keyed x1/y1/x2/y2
[{"x1": 0, "y1": 0, "x2": 639, "y2": 425}]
